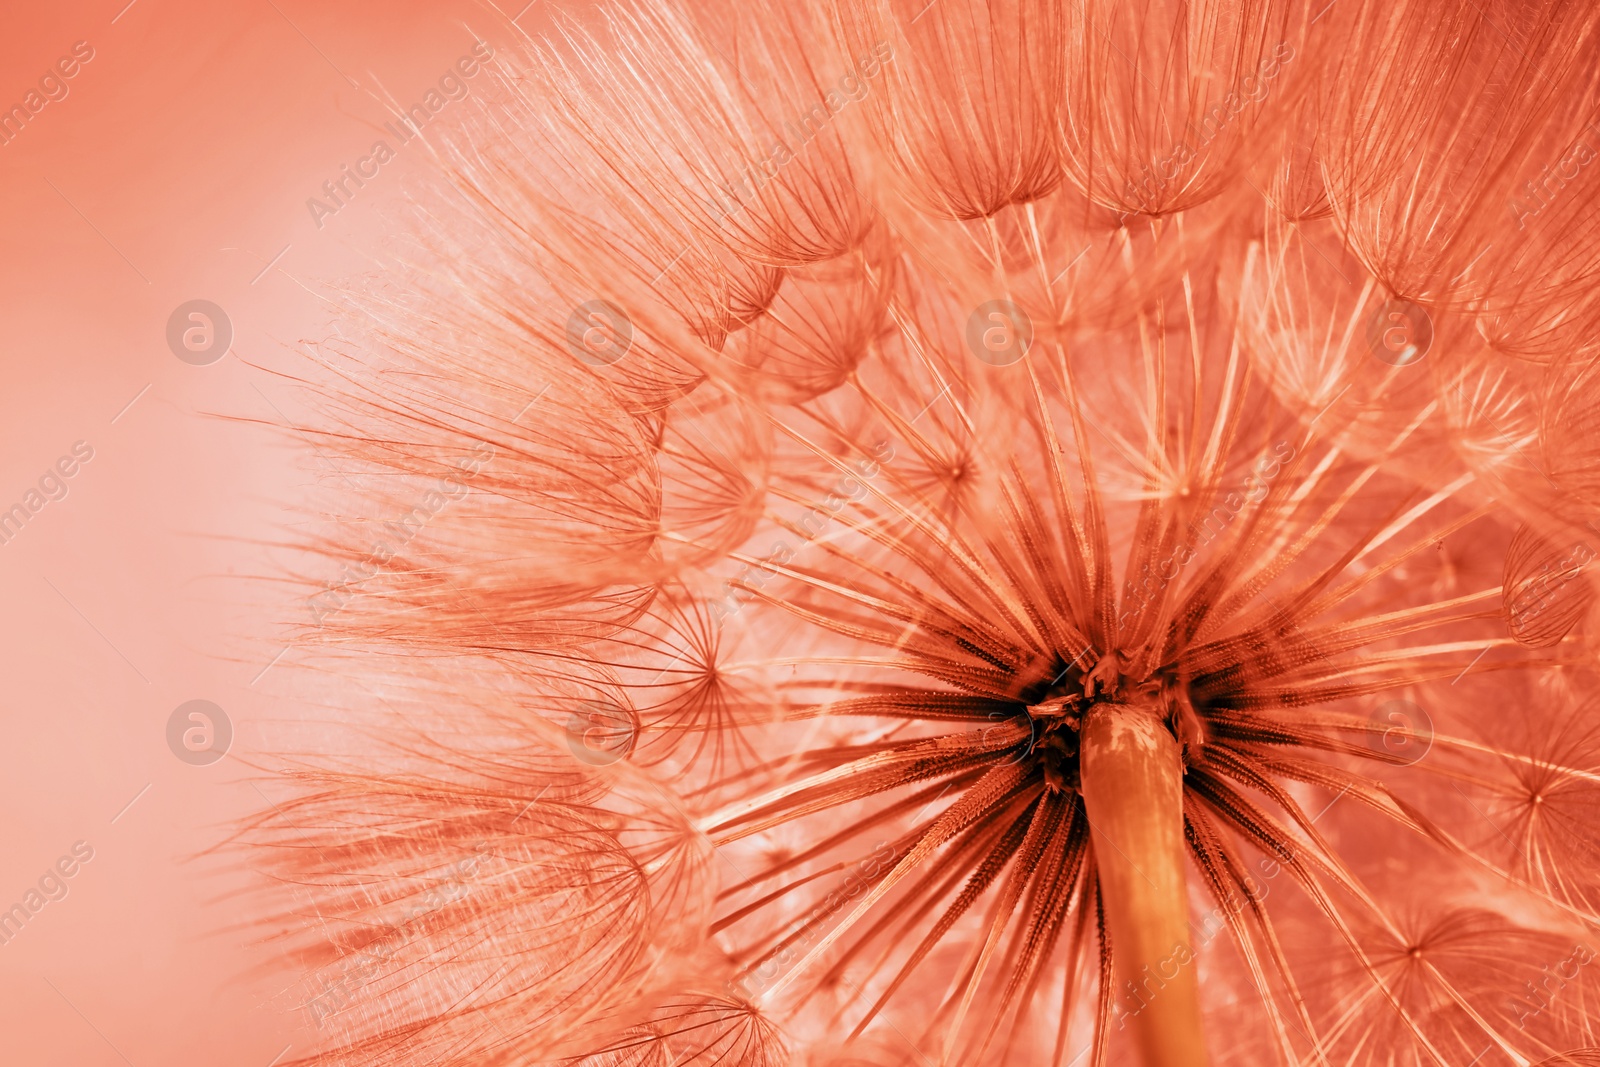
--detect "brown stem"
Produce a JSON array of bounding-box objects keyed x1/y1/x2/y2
[{"x1": 1080, "y1": 699, "x2": 1208, "y2": 1067}]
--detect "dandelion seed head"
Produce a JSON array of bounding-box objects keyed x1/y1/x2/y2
[{"x1": 257, "y1": 2, "x2": 1600, "y2": 1065}]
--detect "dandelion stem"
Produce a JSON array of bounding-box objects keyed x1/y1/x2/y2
[{"x1": 1080, "y1": 700, "x2": 1208, "y2": 1067}]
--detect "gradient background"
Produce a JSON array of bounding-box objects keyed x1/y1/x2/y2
[{"x1": 0, "y1": 2, "x2": 559, "y2": 1062}]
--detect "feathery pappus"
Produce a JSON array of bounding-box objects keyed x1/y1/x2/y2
[{"x1": 254, "y1": 2, "x2": 1600, "y2": 1065}]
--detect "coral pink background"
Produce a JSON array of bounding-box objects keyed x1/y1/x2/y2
[{"x1": 0, "y1": 2, "x2": 557, "y2": 1062}]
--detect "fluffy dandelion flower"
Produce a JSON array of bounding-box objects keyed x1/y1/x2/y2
[{"x1": 258, "y1": 2, "x2": 1600, "y2": 1066}]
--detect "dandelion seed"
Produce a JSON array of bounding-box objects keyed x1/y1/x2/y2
[{"x1": 259, "y1": 2, "x2": 1600, "y2": 1066}]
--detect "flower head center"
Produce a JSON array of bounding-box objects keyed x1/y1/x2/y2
[{"x1": 1021, "y1": 651, "x2": 1204, "y2": 794}]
